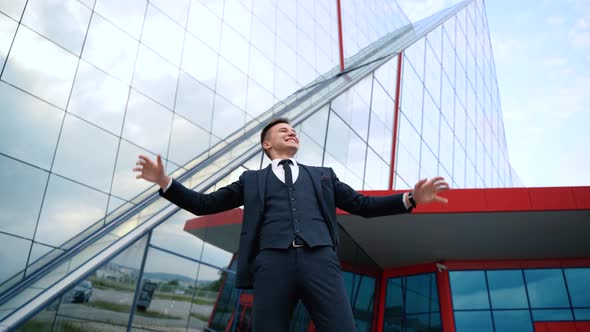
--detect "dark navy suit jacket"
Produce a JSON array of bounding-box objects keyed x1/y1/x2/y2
[{"x1": 160, "y1": 164, "x2": 408, "y2": 289}]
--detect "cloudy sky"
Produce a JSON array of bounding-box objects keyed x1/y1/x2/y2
[{"x1": 397, "y1": 0, "x2": 590, "y2": 187}]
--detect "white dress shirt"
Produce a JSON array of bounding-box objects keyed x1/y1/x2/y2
[{"x1": 271, "y1": 158, "x2": 299, "y2": 184}]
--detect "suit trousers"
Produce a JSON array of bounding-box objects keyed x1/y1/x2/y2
[{"x1": 251, "y1": 245, "x2": 356, "y2": 332}]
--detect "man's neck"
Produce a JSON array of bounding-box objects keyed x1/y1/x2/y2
[{"x1": 270, "y1": 153, "x2": 296, "y2": 160}]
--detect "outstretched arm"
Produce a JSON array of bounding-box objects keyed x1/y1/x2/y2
[{"x1": 133, "y1": 154, "x2": 244, "y2": 215}]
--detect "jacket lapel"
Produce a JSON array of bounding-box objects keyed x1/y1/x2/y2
[{"x1": 257, "y1": 164, "x2": 271, "y2": 205}]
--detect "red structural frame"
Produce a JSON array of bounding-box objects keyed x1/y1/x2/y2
[
  {"x1": 336, "y1": 0, "x2": 345, "y2": 72},
  {"x1": 388, "y1": 54, "x2": 404, "y2": 190},
  {"x1": 534, "y1": 321, "x2": 590, "y2": 332}
]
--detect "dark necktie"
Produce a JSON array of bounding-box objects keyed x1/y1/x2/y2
[{"x1": 279, "y1": 159, "x2": 293, "y2": 186}]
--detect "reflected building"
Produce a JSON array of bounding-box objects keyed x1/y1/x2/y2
[{"x1": 1, "y1": 0, "x2": 589, "y2": 332}]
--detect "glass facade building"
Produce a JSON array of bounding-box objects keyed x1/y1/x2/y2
[{"x1": 1, "y1": 0, "x2": 588, "y2": 331}]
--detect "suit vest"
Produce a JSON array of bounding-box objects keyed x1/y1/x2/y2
[{"x1": 258, "y1": 167, "x2": 333, "y2": 249}]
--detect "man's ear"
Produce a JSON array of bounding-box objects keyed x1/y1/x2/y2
[{"x1": 262, "y1": 141, "x2": 271, "y2": 150}]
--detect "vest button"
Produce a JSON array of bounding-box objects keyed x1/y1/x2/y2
[{"x1": 292, "y1": 208, "x2": 296, "y2": 211}]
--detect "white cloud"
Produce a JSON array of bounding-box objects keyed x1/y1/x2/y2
[
  {"x1": 536, "y1": 56, "x2": 569, "y2": 67},
  {"x1": 546, "y1": 15, "x2": 565, "y2": 26},
  {"x1": 396, "y1": 0, "x2": 462, "y2": 22}
]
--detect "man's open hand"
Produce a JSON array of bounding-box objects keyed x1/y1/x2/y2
[
  {"x1": 412, "y1": 177, "x2": 450, "y2": 205},
  {"x1": 133, "y1": 154, "x2": 170, "y2": 188}
]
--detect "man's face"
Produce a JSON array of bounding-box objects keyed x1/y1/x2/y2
[{"x1": 263, "y1": 123, "x2": 300, "y2": 157}]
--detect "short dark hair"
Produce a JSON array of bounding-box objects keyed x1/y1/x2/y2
[{"x1": 260, "y1": 118, "x2": 290, "y2": 157}]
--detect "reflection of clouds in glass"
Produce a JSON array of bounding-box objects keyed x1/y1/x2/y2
[
  {"x1": 22, "y1": 0, "x2": 91, "y2": 55},
  {"x1": 246, "y1": 79, "x2": 274, "y2": 118},
  {"x1": 0, "y1": 233, "x2": 30, "y2": 284},
  {"x1": 68, "y1": 60, "x2": 129, "y2": 135},
  {"x1": 182, "y1": 33, "x2": 218, "y2": 90},
  {"x1": 52, "y1": 114, "x2": 119, "y2": 193},
  {"x1": 187, "y1": 1, "x2": 221, "y2": 52},
  {"x1": 3, "y1": 26, "x2": 78, "y2": 108},
  {"x1": 169, "y1": 115, "x2": 210, "y2": 166},
  {"x1": 94, "y1": 0, "x2": 146, "y2": 39},
  {"x1": 219, "y1": 23, "x2": 249, "y2": 74},
  {"x1": 175, "y1": 72, "x2": 214, "y2": 130},
  {"x1": 0, "y1": 12, "x2": 17, "y2": 68},
  {"x1": 141, "y1": 4, "x2": 184, "y2": 67},
  {"x1": 151, "y1": 210, "x2": 205, "y2": 261},
  {"x1": 132, "y1": 45, "x2": 178, "y2": 109},
  {"x1": 122, "y1": 90, "x2": 172, "y2": 155},
  {"x1": 525, "y1": 269, "x2": 570, "y2": 308},
  {"x1": 211, "y1": 94, "x2": 245, "y2": 139},
  {"x1": 36, "y1": 175, "x2": 108, "y2": 248},
  {"x1": 110, "y1": 140, "x2": 156, "y2": 201},
  {"x1": 450, "y1": 271, "x2": 490, "y2": 310},
  {"x1": 0, "y1": 0, "x2": 27, "y2": 20},
  {"x1": 82, "y1": 14, "x2": 139, "y2": 84},
  {"x1": 0, "y1": 82, "x2": 64, "y2": 170},
  {"x1": 215, "y1": 57, "x2": 247, "y2": 110},
  {"x1": 0, "y1": 154, "x2": 48, "y2": 239},
  {"x1": 149, "y1": 0, "x2": 189, "y2": 28}
]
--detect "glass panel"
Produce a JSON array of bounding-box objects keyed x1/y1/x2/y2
[
  {"x1": 211, "y1": 94, "x2": 246, "y2": 139},
  {"x1": 0, "y1": 81, "x2": 64, "y2": 170},
  {"x1": 405, "y1": 314, "x2": 439, "y2": 332},
  {"x1": 531, "y1": 309, "x2": 573, "y2": 321},
  {"x1": 246, "y1": 78, "x2": 274, "y2": 118},
  {"x1": 53, "y1": 315, "x2": 127, "y2": 331},
  {"x1": 82, "y1": 14, "x2": 139, "y2": 84},
  {"x1": 401, "y1": 62, "x2": 423, "y2": 136},
  {"x1": 404, "y1": 38, "x2": 425, "y2": 81},
  {"x1": 296, "y1": 132, "x2": 324, "y2": 166},
  {"x1": 374, "y1": 57, "x2": 397, "y2": 100},
  {"x1": 0, "y1": 155, "x2": 48, "y2": 238},
  {"x1": 151, "y1": 210, "x2": 204, "y2": 262},
  {"x1": 141, "y1": 4, "x2": 184, "y2": 67},
  {"x1": 181, "y1": 32, "x2": 218, "y2": 90},
  {"x1": 422, "y1": 92, "x2": 440, "y2": 154},
  {"x1": 326, "y1": 112, "x2": 366, "y2": 180},
  {"x1": 122, "y1": 90, "x2": 173, "y2": 155},
  {"x1": 222, "y1": 0, "x2": 251, "y2": 40},
  {"x1": 492, "y1": 310, "x2": 533, "y2": 332},
  {"x1": 52, "y1": 114, "x2": 118, "y2": 193},
  {"x1": 487, "y1": 270, "x2": 529, "y2": 309},
  {"x1": 564, "y1": 268, "x2": 590, "y2": 308},
  {"x1": 406, "y1": 274, "x2": 438, "y2": 314},
  {"x1": 219, "y1": 22, "x2": 249, "y2": 74},
  {"x1": 0, "y1": 12, "x2": 17, "y2": 69},
  {"x1": 574, "y1": 308, "x2": 590, "y2": 320},
  {"x1": 454, "y1": 311, "x2": 493, "y2": 332},
  {"x1": 174, "y1": 72, "x2": 214, "y2": 131},
  {"x1": 168, "y1": 114, "x2": 211, "y2": 166},
  {"x1": 0, "y1": 233, "x2": 31, "y2": 289},
  {"x1": 0, "y1": 0, "x2": 26, "y2": 20},
  {"x1": 132, "y1": 44, "x2": 179, "y2": 109},
  {"x1": 450, "y1": 271, "x2": 489, "y2": 310},
  {"x1": 58, "y1": 236, "x2": 147, "y2": 326},
  {"x1": 186, "y1": 0, "x2": 221, "y2": 52},
  {"x1": 149, "y1": 0, "x2": 189, "y2": 28},
  {"x1": 35, "y1": 175, "x2": 108, "y2": 247},
  {"x1": 68, "y1": 60, "x2": 129, "y2": 135},
  {"x1": 188, "y1": 264, "x2": 226, "y2": 331},
  {"x1": 216, "y1": 57, "x2": 248, "y2": 111},
  {"x1": 249, "y1": 46, "x2": 275, "y2": 93},
  {"x1": 3, "y1": 26, "x2": 78, "y2": 108},
  {"x1": 525, "y1": 269, "x2": 570, "y2": 309},
  {"x1": 22, "y1": 0, "x2": 91, "y2": 55},
  {"x1": 94, "y1": 0, "x2": 146, "y2": 39},
  {"x1": 110, "y1": 140, "x2": 157, "y2": 201},
  {"x1": 17, "y1": 298, "x2": 59, "y2": 330},
  {"x1": 364, "y1": 148, "x2": 389, "y2": 190},
  {"x1": 251, "y1": 15, "x2": 275, "y2": 62},
  {"x1": 130, "y1": 248, "x2": 197, "y2": 330}
]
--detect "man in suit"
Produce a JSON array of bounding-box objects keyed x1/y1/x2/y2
[{"x1": 134, "y1": 118, "x2": 449, "y2": 331}]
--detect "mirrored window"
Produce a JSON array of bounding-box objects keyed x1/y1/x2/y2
[
  {"x1": 326, "y1": 112, "x2": 366, "y2": 180},
  {"x1": 131, "y1": 248, "x2": 197, "y2": 330},
  {"x1": 151, "y1": 209, "x2": 204, "y2": 261},
  {"x1": 110, "y1": 140, "x2": 157, "y2": 201},
  {"x1": 94, "y1": 0, "x2": 146, "y2": 39},
  {"x1": 0, "y1": 233, "x2": 31, "y2": 288},
  {"x1": 35, "y1": 175, "x2": 108, "y2": 248},
  {"x1": 0, "y1": 81, "x2": 64, "y2": 170},
  {"x1": 246, "y1": 78, "x2": 274, "y2": 118},
  {"x1": 422, "y1": 93, "x2": 440, "y2": 154},
  {"x1": 175, "y1": 72, "x2": 214, "y2": 131},
  {"x1": 400, "y1": 62, "x2": 424, "y2": 134},
  {"x1": 249, "y1": 46, "x2": 275, "y2": 93},
  {"x1": 296, "y1": 132, "x2": 324, "y2": 166},
  {"x1": 374, "y1": 57, "x2": 398, "y2": 101},
  {"x1": 3, "y1": 26, "x2": 78, "y2": 108},
  {"x1": 420, "y1": 142, "x2": 438, "y2": 180},
  {"x1": 149, "y1": 0, "x2": 189, "y2": 28},
  {"x1": 487, "y1": 270, "x2": 528, "y2": 309},
  {"x1": 122, "y1": 90, "x2": 172, "y2": 155},
  {"x1": 0, "y1": 155, "x2": 48, "y2": 239},
  {"x1": 68, "y1": 60, "x2": 129, "y2": 135},
  {"x1": 454, "y1": 311, "x2": 493, "y2": 332},
  {"x1": 168, "y1": 114, "x2": 211, "y2": 166},
  {"x1": 219, "y1": 23, "x2": 249, "y2": 74},
  {"x1": 564, "y1": 268, "x2": 590, "y2": 308},
  {"x1": 132, "y1": 45, "x2": 179, "y2": 109},
  {"x1": 0, "y1": 0, "x2": 26, "y2": 20},
  {"x1": 211, "y1": 94, "x2": 246, "y2": 139},
  {"x1": 222, "y1": 0, "x2": 251, "y2": 40},
  {"x1": 52, "y1": 114, "x2": 119, "y2": 193},
  {"x1": 22, "y1": 0, "x2": 91, "y2": 55},
  {"x1": 404, "y1": 38, "x2": 425, "y2": 81},
  {"x1": 531, "y1": 309, "x2": 572, "y2": 322},
  {"x1": 0, "y1": 12, "x2": 17, "y2": 69},
  {"x1": 525, "y1": 269, "x2": 570, "y2": 309},
  {"x1": 251, "y1": 15, "x2": 275, "y2": 61},
  {"x1": 58, "y1": 236, "x2": 147, "y2": 326},
  {"x1": 492, "y1": 310, "x2": 532, "y2": 332},
  {"x1": 187, "y1": 1, "x2": 221, "y2": 52},
  {"x1": 182, "y1": 33, "x2": 218, "y2": 90},
  {"x1": 450, "y1": 271, "x2": 489, "y2": 310},
  {"x1": 216, "y1": 57, "x2": 247, "y2": 111},
  {"x1": 141, "y1": 4, "x2": 184, "y2": 67},
  {"x1": 364, "y1": 148, "x2": 389, "y2": 190}
]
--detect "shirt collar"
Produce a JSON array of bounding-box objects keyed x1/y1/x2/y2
[{"x1": 271, "y1": 158, "x2": 298, "y2": 168}]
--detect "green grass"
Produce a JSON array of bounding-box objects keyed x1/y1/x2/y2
[
  {"x1": 83, "y1": 300, "x2": 183, "y2": 320},
  {"x1": 18, "y1": 319, "x2": 94, "y2": 332},
  {"x1": 153, "y1": 292, "x2": 216, "y2": 305},
  {"x1": 87, "y1": 278, "x2": 135, "y2": 292}
]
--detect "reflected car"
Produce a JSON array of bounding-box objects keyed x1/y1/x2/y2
[{"x1": 70, "y1": 280, "x2": 93, "y2": 303}]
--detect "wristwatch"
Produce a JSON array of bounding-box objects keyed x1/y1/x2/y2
[{"x1": 408, "y1": 191, "x2": 417, "y2": 210}]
